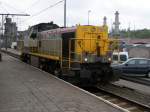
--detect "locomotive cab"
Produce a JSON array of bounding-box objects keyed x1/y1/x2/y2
[{"x1": 61, "y1": 25, "x2": 120, "y2": 85}]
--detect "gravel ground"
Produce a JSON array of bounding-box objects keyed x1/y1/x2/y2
[
  {"x1": 115, "y1": 79, "x2": 150, "y2": 95},
  {"x1": 98, "y1": 81, "x2": 150, "y2": 108}
]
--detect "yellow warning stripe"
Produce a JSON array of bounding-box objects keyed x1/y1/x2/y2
[{"x1": 30, "y1": 53, "x2": 60, "y2": 61}]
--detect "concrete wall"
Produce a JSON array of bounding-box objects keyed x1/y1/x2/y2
[{"x1": 127, "y1": 47, "x2": 150, "y2": 59}]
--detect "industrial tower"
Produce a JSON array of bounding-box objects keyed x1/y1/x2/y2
[
  {"x1": 103, "y1": 16, "x2": 107, "y2": 26},
  {"x1": 113, "y1": 11, "x2": 120, "y2": 36}
]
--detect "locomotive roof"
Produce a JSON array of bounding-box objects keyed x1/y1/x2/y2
[{"x1": 39, "y1": 27, "x2": 77, "y2": 34}]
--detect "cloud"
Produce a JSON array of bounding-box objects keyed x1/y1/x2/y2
[{"x1": 0, "y1": 0, "x2": 150, "y2": 30}]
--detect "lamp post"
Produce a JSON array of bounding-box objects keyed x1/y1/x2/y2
[
  {"x1": 88, "y1": 10, "x2": 91, "y2": 25},
  {"x1": 64, "y1": 0, "x2": 66, "y2": 27}
]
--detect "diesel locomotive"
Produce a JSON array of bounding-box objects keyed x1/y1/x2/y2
[{"x1": 20, "y1": 25, "x2": 120, "y2": 85}]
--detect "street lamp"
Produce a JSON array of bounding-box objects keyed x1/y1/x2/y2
[{"x1": 88, "y1": 10, "x2": 91, "y2": 25}]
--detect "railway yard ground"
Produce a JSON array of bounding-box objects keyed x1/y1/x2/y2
[
  {"x1": 1, "y1": 49, "x2": 150, "y2": 112},
  {"x1": 115, "y1": 79, "x2": 150, "y2": 95}
]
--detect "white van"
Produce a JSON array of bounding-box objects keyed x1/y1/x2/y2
[
  {"x1": 112, "y1": 52, "x2": 129, "y2": 64},
  {"x1": 11, "y1": 42, "x2": 17, "y2": 49}
]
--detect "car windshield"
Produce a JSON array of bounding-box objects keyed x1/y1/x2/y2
[
  {"x1": 120, "y1": 55, "x2": 127, "y2": 61},
  {"x1": 113, "y1": 55, "x2": 118, "y2": 61}
]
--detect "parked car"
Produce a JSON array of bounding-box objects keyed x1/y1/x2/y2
[{"x1": 112, "y1": 58, "x2": 150, "y2": 78}]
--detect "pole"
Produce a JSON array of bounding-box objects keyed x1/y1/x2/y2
[
  {"x1": 64, "y1": 0, "x2": 66, "y2": 27},
  {"x1": 2, "y1": 15, "x2": 7, "y2": 51},
  {"x1": 1, "y1": 15, "x2": 4, "y2": 50},
  {"x1": 88, "y1": 10, "x2": 91, "y2": 25}
]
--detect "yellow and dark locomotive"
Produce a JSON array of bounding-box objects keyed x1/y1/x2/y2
[{"x1": 20, "y1": 25, "x2": 120, "y2": 85}]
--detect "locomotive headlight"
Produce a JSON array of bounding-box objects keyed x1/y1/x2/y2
[
  {"x1": 108, "y1": 58, "x2": 111, "y2": 62},
  {"x1": 84, "y1": 58, "x2": 88, "y2": 62}
]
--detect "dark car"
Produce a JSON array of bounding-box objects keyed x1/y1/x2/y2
[{"x1": 112, "y1": 58, "x2": 150, "y2": 78}]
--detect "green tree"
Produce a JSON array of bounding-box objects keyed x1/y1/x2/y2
[{"x1": 120, "y1": 29, "x2": 150, "y2": 38}]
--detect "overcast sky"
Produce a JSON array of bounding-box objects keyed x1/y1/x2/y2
[{"x1": 0, "y1": 0, "x2": 149, "y2": 31}]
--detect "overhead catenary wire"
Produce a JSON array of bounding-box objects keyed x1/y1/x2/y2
[
  {"x1": 0, "y1": 4, "x2": 19, "y2": 24},
  {"x1": 0, "y1": 4, "x2": 8, "y2": 29},
  {"x1": 33, "y1": 0, "x2": 63, "y2": 17},
  {"x1": 0, "y1": 1, "x2": 28, "y2": 15},
  {"x1": 0, "y1": 1, "x2": 29, "y2": 26},
  {"x1": 1, "y1": 4, "x2": 9, "y2": 13},
  {"x1": 23, "y1": 0, "x2": 64, "y2": 22},
  {"x1": 25, "y1": 0, "x2": 41, "y2": 11}
]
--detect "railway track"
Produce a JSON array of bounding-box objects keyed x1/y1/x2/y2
[
  {"x1": 2, "y1": 50, "x2": 150, "y2": 112},
  {"x1": 81, "y1": 84, "x2": 150, "y2": 112},
  {"x1": 1, "y1": 49, "x2": 20, "y2": 59},
  {"x1": 121, "y1": 76, "x2": 150, "y2": 86}
]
